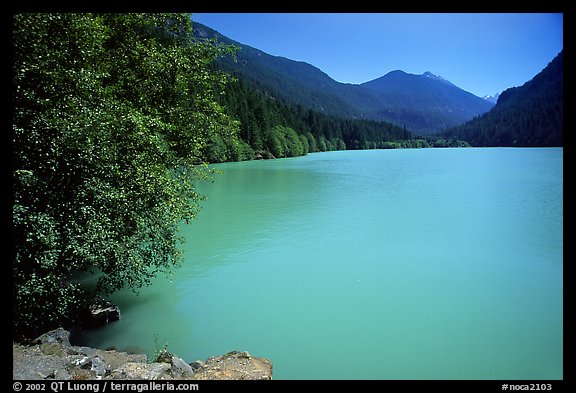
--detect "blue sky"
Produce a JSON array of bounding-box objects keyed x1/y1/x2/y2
[{"x1": 191, "y1": 13, "x2": 563, "y2": 98}]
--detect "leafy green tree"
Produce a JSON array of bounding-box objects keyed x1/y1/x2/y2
[
  {"x1": 317, "y1": 136, "x2": 328, "y2": 152},
  {"x1": 305, "y1": 132, "x2": 318, "y2": 153},
  {"x1": 13, "y1": 13, "x2": 238, "y2": 339},
  {"x1": 299, "y1": 134, "x2": 309, "y2": 155},
  {"x1": 204, "y1": 134, "x2": 230, "y2": 162},
  {"x1": 266, "y1": 125, "x2": 286, "y2": 158},
  {"x1": 335, "y1": 138, "x2": 347, "y2": 150},
  {"x1": 282, "y1": 126, "x2": 304, "y2": 157}
]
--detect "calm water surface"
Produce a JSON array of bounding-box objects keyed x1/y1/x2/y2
[{"x1": 77, "y1": 148, "x2": 563, "y2": 379}]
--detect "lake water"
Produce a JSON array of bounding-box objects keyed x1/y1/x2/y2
[{"x1": 76, "y1": 148, "x2": 563, "y2": 380}]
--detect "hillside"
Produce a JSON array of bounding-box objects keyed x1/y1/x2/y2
[
  {"x1": 192, "y1": 22, "x2": 494, "y2": 134},
  {"x1": 442, "y1": 51, "x2": 563, "y2": 146},
  {"x1": 192, "y1": 21, "x2": 362, "y2": 119},
  {"x1": 361, "y1": 70, "x2": 494, "y2": 132}
]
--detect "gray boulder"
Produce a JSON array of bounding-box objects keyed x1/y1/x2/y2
[
  {"x1": 190, "y1": 360, "x2": 204, "y2": 371},
  {"x1": 111, "y1": 362, "x2": 171, "y2": 380},
  {"x1": 85, "y1": 296, "x2": 121, "y2": 326},
  {"x1": 171, "y1": 355, "x2": 194, "y2": 377},
  {"x1": 90, "y1": 356, "x2": 106, "y2": 377},
  {"x1": 154, "y1": 349, "x2": 194, "y2": 378},
  {"x1": 32, "y1": 327, "x2": 71, "y2": 347},
  {"x1": 190, "y1": 351, "x2": 273, "y2": 380}
]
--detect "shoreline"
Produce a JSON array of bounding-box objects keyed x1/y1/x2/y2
[{"x1": 13, "y1": 328, "x2": 272, "y2": 380}]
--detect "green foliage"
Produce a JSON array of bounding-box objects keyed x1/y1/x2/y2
[
  {"x1": 299, "y1": 134, "x2": 310, "y2": 155},
  {"x1": 305, "y1": 132, "x2": 317, "y2": 153},
  {"x1": 432, "y1": 139, "x2": 470, "y2": 148},
  {"x1": 380, "y1": 138, "x2": 468, "y2": 149},
  {"x1": 150, "y1": 332, "x2": 169, "y2": 363},
  {"x1": 13, "y1": 13, "x2": 238, "y2": 339},
  {"x1": 317, "y1": 136, "x2": 328, "y2": 152},
  {"x1": 265, "y1": 125, "x2": 305, "y2": 158}
]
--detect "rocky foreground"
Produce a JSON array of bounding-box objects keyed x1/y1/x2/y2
[{"x1": 13, "y1": 328, "x2": 272, "y2": 380}]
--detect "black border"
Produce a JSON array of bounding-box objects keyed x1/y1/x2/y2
[{"x1": 7, "y1": 4, "x2": 572, "y2": 390}]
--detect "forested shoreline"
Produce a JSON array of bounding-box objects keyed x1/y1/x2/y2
[{"x1": 208, "y1": 77, "x2": 469, "y2": 163}]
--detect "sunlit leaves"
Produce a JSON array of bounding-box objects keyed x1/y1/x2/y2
[{"x1": 13, "y1": 13, "x2": 237, "y2": 339}]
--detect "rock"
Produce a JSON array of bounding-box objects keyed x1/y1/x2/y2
[
  {"x1": 190, "y1": 360, "x2": 204, "y2": 371},
  {"x1": 14, "y1": 328, "x2": 272, "y2": 380},
  {"x1": 111, "y1": 362, "x2": 171, "y2": 380},
  {"x1": 90, "y1": 356, "x2": 106, "y2": 377},
  {"x1": 85, "y1": 296, "x2": 121, "y2": 327},
  {"x1": 154, "y1": 350, "x2": 193, "y2": 378},
  {"x1": 154, "y1": 349, "x2": 172, "y2": 364},
  {"x1": 171, "y1": 355, "x2": 194, "y2": 377},
  {"x1": 13, "y1": 343, "x2": 70, "y2": 380},
  {"x1": 190, "y1": 351, "x2": 272, "y2": 380},
  {"x1": 54, "y1": 369, "x2": 73, "y2": 380},
  {"x1": 74, "y1": 356, "x2": 91, "y2": 368},
  {"x1": 39, "y1": 343, "x2": 69, "y2": 357},
  {"x1": 93, "y1": 349, "x2": 147, "y2": 370},
  {"x1": 32, "y1": 328, "x2": 71, "y2": 347},
  {"x1": 226, "y1": 350, "x2": 251, "y2": 359},
  {"x1": 14, "y1": 331, "x2": 148, "y2": 380}
]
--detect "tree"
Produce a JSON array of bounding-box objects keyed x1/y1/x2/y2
[
  {"x1": 299, "y1": 134, "x2": 309, "y2": 155},
  {"x1": 13, "y1": 13, "x2": 238, "y2": 339},
  {"x1": 283, "y1": 126, "x2": 304, "y2": 157},
  {"x1": 305, "y1": 132, "x2": 318, "y2": 152},
  {"x1": 317, "y1": 136, "x2": 328, "y2": 152},
  {"x1": 266, "y1": 125, "x2": 286, "y2": 158}
]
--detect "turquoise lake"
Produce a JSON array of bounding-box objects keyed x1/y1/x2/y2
[{"x1": 76, "y1": 148, "x2": 563, "y2": 380}]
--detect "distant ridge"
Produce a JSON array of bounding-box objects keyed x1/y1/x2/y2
[
  {"x1": 192, "y1": 21, "x2": 494, "y2": 134},
  {"x1": 482, "y1": 93, "x2": 500, "y2": 104},
  {"x1": 361, "y1": 70, "x2": 494, "y2": 132}
]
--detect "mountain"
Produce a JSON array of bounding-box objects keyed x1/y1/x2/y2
[
  {"x1": 482, "y1": 93, "x2": 500, "y2": 104},
  {"x1": 361, "y1": 70, "x2": 495, "y2": 132},
  {"x1": 192, "y1": 22, "x2": 363, "y2": 119},
  {"x1": 192, "y1": 22, "x2": 494, "y2": 134},
  {"x1": 442, "y1": 51, "x2": 563, "y2": 147}
]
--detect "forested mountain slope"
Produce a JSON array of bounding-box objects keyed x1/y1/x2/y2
[
  {"x1": 192, "y1": 22, "x2": 494, "y2": 134},
  {"x1": 442, "y1": 51, "x2": 563, "y2": 147}
]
